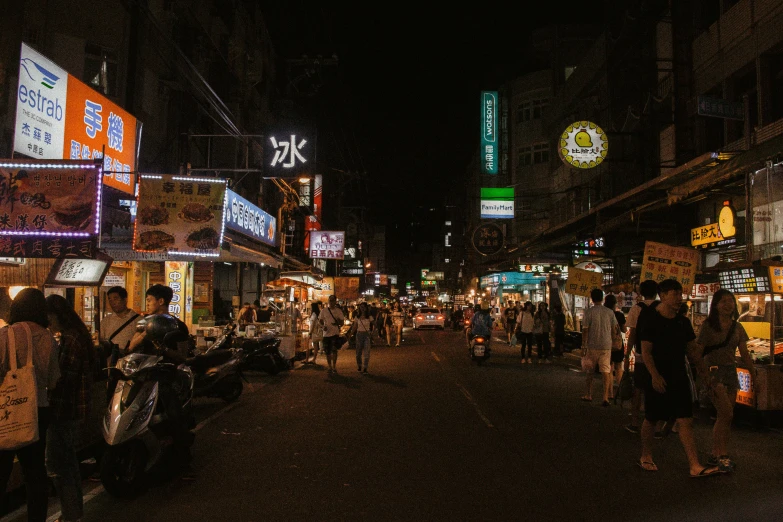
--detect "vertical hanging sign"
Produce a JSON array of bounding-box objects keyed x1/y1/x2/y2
[{"x1": 480, "y1": 91, "x2": 498, "y2": 175}]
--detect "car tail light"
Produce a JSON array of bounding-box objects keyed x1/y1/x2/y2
[
  {"x1": 436, "y1": 315, "x2": 444, "y2": 320},
  {"x1": 416, "y1": 314, "x2": 424, "y2": 320}
]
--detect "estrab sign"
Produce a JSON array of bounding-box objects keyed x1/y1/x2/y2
[{"x1": 14, "y1": 42, "x2": 140, "y2": 194}]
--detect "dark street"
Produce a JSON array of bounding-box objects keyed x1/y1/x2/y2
[{"x1": 5, "y1": 328, "x2": 783, "y2": 522}]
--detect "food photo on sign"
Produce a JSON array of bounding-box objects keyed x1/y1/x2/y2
[{"x1": 133, "y1": 175, "x2": 226, "y2": 256}]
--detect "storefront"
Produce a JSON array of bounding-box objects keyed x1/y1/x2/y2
[{"x1": 479, "y1": 271, "x2": 547, "y2": 307}]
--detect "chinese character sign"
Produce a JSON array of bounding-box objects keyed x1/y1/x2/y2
[
  {"x1": 0, "y1": 160, "x2": 100, "y2": 237},
  {"x1": 134, "y1": 175, "x2": 227, "y2": 256},
  {"x1": 165, "y1": 261, "x2": 191, "y2": 323},
  {"x1": 13, "y1": 43, "x2": 139, "y2": 195},
  {"x1": 46, "y1": 258, "x2": 110, "y2": 286},
  {"x1": 558, "y1": 121, "x2": 608, "y2": 169},
  {"x1": 641, "y1": 241, "x2": 699, "y2": 288},
  {"x1": 309, "y1": 231, "x2": 345, "y2": 259},
  {"x1": 472, "y1": 223, "x2": 504, "y2": 256},
  {"x1": 564, "y1": 266, "x2": 603, "y2": 297},
  {"x1": 224, "y1": 189, "x2": 276, "y2": 247},
  {"x1": 265, "y1": 133, "x2": 310, "y2": 176},
  {"x1": 480, "y1": 91, "x2": 498, "y2": 175}
]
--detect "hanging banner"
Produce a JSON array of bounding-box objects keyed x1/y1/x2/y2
[
  {"x1": 564, "y1": 266, "x2": 604, "y2": 297},
  {"x1": 13, "y1": 42, "x2": 140, "y2": 194},
  {"x1": 134, "y1": 175, "x2": 227, "y2": 257},
  {"x1": 165, "y1": 261, "x2": 191, "y2": 325},
  {"x1": 641, "y1": 241, "x2": 699, "y2": 288}
]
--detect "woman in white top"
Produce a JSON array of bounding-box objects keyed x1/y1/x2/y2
[
  {"x1": 517, "y1": 301, "x2": 536, "y2": 363},
  {"x1": 350, "y1": 303, "x2": 374, "y2": 373},
  {"x1": 308, "y1": 302, "x2": 323, "y2": 365}
]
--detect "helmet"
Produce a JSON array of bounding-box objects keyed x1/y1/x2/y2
[{"x1": 142, "y1": 314, "x2": 185, "y2": 350}]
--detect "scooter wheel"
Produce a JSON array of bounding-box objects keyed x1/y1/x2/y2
[
  {"x1": 222, "y1": 378, "x2": 243, "y2": 403},
  {"x1": 100, "y1": 442, "x2": 148, "y2": 498}
]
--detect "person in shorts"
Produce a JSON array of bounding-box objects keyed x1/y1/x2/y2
[
  {"x1": 695, "y1": 289, "x2": 755, "y2": 472},
  {"x1": 637, "y1": 279, "x2": 719, "y2": 477},
  {"x1": 503, "y1": 303, "x2": 518, "y2": 345},
  {"x1": 318, "y1": 295, "x2": 346, "y2": 374},
  {"x1": 581, "y1": 289, "x2": 618, "y2": 405},
  {"x1": 624, "y1": 280, "x2": 658, "y2": 434}
]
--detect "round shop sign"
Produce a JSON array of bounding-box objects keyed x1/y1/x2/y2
[
  {"x1": 472, "y1": 223, "x2": 504, "y2": 256},
  {"x1": 574, "y1": 261, "x2": 603, "y2": 273},
  {"x1": 558, "y1": 121, "x2": 608, "y2": 169}
]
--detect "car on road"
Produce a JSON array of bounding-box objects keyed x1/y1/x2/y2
[{"x1": 413, "y1": 307, "x2": 445, "y2": 330}]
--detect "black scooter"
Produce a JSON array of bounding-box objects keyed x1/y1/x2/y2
[
  {"x1": 240, "y1": 335, "x2": 288, "y2": 375},
  {"x1": 186, "y1": 323, "x2": 244, "y2": 402},
  {"x1": 468, "y1": 334, "x2": 491, "y2": 365}
]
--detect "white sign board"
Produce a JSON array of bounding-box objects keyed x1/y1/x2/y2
[
  {"x1": 558, "y1": 121, "x2": 608, "y2": 169},
  {"x1": 309, "y1": 231, "x2": 345, "y2": 259}
]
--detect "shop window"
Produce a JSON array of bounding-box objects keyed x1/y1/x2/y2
[
  {"x1": 516, "y1": 98, "x2": 549, "y2": 123},
  {"x1": 518, "y1": 146, "x2": 532, "y2": 166},
  {"x1": 564, "y1": 66, "x2": 577, "y2": 81},
  {"x1": 533, "y1": 143, "x2": 549, "y2": 164},
  {"x1": 84, "y1": 43, "x2": 118, "y2": 97}
]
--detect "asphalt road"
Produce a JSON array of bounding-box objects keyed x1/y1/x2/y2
[{"x1": 4, "y1": 327, "x2": 783, "y2": 521}]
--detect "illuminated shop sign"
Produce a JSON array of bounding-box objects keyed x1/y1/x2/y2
[
  {"x1": 472, "y1": 223, "x2": 504, "y2": 256},
  {"x1": 691, "y1": 201, "x2": 737, "y2": 249},
  {"x1": 0, "y1": 160, "x2": 101, "y2": 258},
  {"x1": 45, "y1": 256, "x2": 112, "y2": 286},
  {"x1": 718, "y1": 267, "x2": 770, "y2": 294},
  {"x1": 558, "y1": 121, "x2": 608, "y2": 169},
  {"x1": 480, "y1": 91, "x2": 498, "y2": 175},
  {"x1": 309, "y1": 231, "x2": 344, "y2": 259},
  {"x1": 480, "y1": 187, "x2": 513, "y2": 218},
  {"x1": 14, "y1": 43, "x2": 140, "y2": 194},
  {"x1": 224, "y1": 189, "x2": 276, "y2": 247},
  {"x1": 134, "y1": 175, "x2": 227, "y2": 257}
]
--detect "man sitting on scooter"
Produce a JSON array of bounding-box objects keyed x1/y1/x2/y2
[{"x1": 469, "y1": 304, "x2": 494, "y2": 347}]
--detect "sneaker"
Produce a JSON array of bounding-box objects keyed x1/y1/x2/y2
[{"x1": 624, "y1": 424, "x2": 640, "y2": 434}]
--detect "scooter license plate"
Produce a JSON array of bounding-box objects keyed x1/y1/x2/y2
[{"x1": 473, "y1": 346, "x2": 485, "y2": 356}]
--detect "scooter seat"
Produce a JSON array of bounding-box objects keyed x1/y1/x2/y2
[{"x1": 186, "y1": 349, "x2": 234, "y2": 372}]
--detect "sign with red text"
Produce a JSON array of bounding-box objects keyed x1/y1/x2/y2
[
  {"x1": 641, "y1": 241, "x2": 699, "y2": 288},
  {"x1": 564, "y1": 266, "x2": 604, "y2": 297},
  {"x1": 13, "y1": 43, "x2": 140, "y2": 194},
  {"x1": 309, "y1": 231, "x2": 344, "y2": 259}
]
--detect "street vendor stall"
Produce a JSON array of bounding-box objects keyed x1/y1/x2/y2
[
  {"x1": 713, "y1": 260, "x2": 783, "y2": 410},
  {"x1": 264, "y1": 272, "x2": 319, "y2": 362}
]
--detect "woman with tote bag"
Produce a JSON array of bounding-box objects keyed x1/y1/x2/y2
[{"x1": 0, "y1": 289, "x2": 60, "y2": 522}]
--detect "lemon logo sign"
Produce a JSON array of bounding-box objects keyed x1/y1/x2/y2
[{"x1": 558, "y1": 121, "x2": 608, "y2": 169}]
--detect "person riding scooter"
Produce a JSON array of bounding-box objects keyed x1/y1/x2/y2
[{"x1": 469, "y1": 304, "x2": 493, "y2": 347}]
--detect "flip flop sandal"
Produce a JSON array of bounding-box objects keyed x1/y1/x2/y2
[
  {"x1": 580, "y1": 396, "x2": 593, "y2": 402},
  {"x1": 690, "y1": 466, "x2": 721, "y2": 478},
  {"x1": 637, "y1": 460, "x2": 658, "y2": 472}
]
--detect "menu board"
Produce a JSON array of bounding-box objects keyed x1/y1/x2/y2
[
  {"x1": 134, "y1": 175, "x2": 226, "y2": 257},
  {"x1": 641, "y1": 241, "x2": 699, "y2": 288},
  {"x1": 718, "y1": 267, "x2": 770, "y2": 294},
  {"x1": 45, "y1": 257, "x2": 112, "y2": 286}
]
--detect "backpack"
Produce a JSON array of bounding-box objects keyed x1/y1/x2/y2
[{"x1": 633, "y1": 301, "x2": 659, "y2": 353}]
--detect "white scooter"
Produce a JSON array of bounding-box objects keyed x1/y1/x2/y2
[{"x1": 100, "y1": 352, "x2": 194, "y2": 497}]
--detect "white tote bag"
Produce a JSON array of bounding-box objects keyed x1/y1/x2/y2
[{"x1": 0, "y1": 323, "x2": 39, "y2": 450}]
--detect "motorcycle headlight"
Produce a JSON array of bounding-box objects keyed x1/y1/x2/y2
[{"x1": 117, "y1": 357, "x2": 141, "y2": 376}]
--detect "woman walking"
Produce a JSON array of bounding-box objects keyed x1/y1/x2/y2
[
  {"x1": 0, "y1": 289, "x2": 60, "y2": 522},
  {"x1": 390, "y1": 302, "x2": 404, "y2": 346},
  {"x1": 46, "y1": 294, "x2": 96, "y2": 522},
  {"x1": 517, "y1": 302, "x2": 535, "y2": 364},
  {"x1": 351, "y1": 303, "x2": 374, "y2": 373},
  {"x1": 534, "y1": 302, "x2": 552, "y2": 362},
  {"x1": 308, "y1": 302, "x2": 323, "y2": 364},
  {"x1": 604, "y1": 294, "x2": 627, "y2": 400},
  {"x1": 695, "y1": 289, "x2": 754, "y2": 472}
]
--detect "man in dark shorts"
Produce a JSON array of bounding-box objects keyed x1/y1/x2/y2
[
  {"x1": 637, "y1": 279, "x2": 719, "y2": 478},
  {"x1": 503, "y1": 302, "x2": 518, "y2": 345}
]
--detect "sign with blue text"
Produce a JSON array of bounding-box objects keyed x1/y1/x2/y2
[
  {"x1": 480, "y1": 91, "x2": 498, "y2": 175},
  {"x1": 224, "y1": 189, "x2": 276, "y2": 247}
]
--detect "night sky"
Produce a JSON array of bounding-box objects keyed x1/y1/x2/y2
[{"x1": 264, "y1": 3, "x2": 607, "y2": 246}]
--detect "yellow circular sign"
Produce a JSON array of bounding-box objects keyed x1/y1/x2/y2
[{"x1": 558, "y1": 121, "x2": 608, "y2": 169}]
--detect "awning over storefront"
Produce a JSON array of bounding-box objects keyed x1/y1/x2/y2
[{"x1": 266, "y1": 277, "x2": 316, "y2": 289}]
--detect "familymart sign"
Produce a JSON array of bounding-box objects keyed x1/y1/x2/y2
[{"x1": 480, "y1": 187, "x2": 514, "y2": 218}]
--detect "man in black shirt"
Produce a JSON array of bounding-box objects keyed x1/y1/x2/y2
[
  {"x1": 552, "y1": 304, "x2": 566, "y2": 356},
  {"x1": 256, "y1": 301, "x2": 273, "y2": 323},
  {"x1": 503, "y1": 303, "x2": 518, "y2": 345},
  {"x1": 637, "y1": 279, "x2": 719, "y2": 478}
]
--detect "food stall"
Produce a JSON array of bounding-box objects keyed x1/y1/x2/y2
[
  {"x1": 264, "y1": 274, "x2": 318, "y2": 362},
  {"x1": 715, "y1": 261, "x2": 783, "y2": 410}
]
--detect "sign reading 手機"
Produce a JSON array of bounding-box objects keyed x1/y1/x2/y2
[
  {"x1": 481, "y1": 92, "x2": 498, "y2": 175},
  {"x1": 480, "y1": 187, "x2": 513, "y2": 218},
  {"x1": 0, "y1": 160, "x2": 101, "y2": 259},
  {"x1": 134, "y1": 175, "x2": 227, "y2": 257},
  {"x1": 224, "y1": 189, "x2": 276, "y2": 247},
  {"x1": 309, "y1": 231, "x2": 345, "y2": 259},
  {"x1": 14, "y1": 43, "x2": 141, "y2": 195}
]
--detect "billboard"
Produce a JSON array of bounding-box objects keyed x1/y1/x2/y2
[
  {"x1": 480, "y1": 91, "x2": 498, "y2": 175},
  {"x1": 14, "y1": 43, "x2": 140, "y2": 194},
  {"x1": 309, "y1": 230, "x2": 344, "y2": 259},
  {"x1": 480, "y1": 187, "x2": 514, "y2": 219},
  {"x1": 0, "y1": 160, "x2": 101, "y2": 258},
  {"x1": 134, "y1": 175, "x2": 227, "y2": 257},
  {"x1": 224, "y1": 189, "x2": 276, "y2": 247},
  {"x1": 303, "y1": 174, "x2": 322, "y2": 252}
]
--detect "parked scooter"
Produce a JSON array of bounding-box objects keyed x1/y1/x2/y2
[
  {"x1": 240, "y1": 335, "x2": 287, "y2": 375},
  {"x1": 186, "y1": 323, "x2": 244, "y2": 402},
  {"x1": 101, "y1": 352, "x2": 195, "y2": 497},
  {"x1": 469, "y1": 334, "x2": 491, "y2": 365}
]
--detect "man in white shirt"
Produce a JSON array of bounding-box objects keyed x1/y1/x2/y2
[
  {"x1": 581, "y1": 289, "x2": 619, "y2": 405},
  {"x1": 318, "y1": 295, "x2": 346, "y2": 374},
  {"x1": 99, "y1": 286, "x2": 140, "y2": 366}
]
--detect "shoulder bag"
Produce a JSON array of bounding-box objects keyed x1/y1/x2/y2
[
  {"x1": 611, "y1": 321, "x2": 623, "y2": 352},
  {"x1": 326, "y1": 307, "x2": 348, "y2": 349},
  {"x1": 0, "y1": 323, "x2": 39, "y2": 450}
]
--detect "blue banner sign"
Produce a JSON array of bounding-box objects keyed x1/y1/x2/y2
[
  {"x1": 481, "y1": 91, "x2": 498, "y2": 175},
  {"x1": 224, "y1": 189, "x2": 276, "y2": 247}
]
